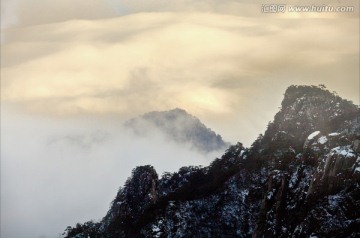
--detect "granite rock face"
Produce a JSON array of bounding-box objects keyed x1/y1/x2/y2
[{"x1": 63, "y1": 85, "x2": 360, "y2": 238}]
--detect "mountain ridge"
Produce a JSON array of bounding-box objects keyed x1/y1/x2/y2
[
  {"x1": 63, "y1": 85, "x2": 360, "y2": 238},
  {"x1": 125, "y1": 108, "x2": 229, "y2": 153}
]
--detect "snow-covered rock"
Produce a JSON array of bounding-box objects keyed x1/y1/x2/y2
[{"x1": 63, "y1": 85, "x2": 360, "y2": 238}]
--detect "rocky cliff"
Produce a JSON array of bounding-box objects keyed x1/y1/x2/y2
[{"x1": 63, "y1": 85, "x2": 360, "y2": 238}]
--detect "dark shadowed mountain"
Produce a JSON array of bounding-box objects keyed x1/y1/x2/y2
[
  {"x1": 124, "y1": 108, "x2": 229, "y2": 153},
  {"x1": 63, "y1": 85, "x2": 360, "y2": 238}
]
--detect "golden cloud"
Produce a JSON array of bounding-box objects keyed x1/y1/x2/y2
[{"x1": 1, "y1": 11, "x2": 358, "y2": 144}]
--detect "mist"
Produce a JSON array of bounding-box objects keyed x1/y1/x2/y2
[
  {"x1": 1, "y1": 1, "x2": 359, "y2": 237},
  {"x1": 1, "y1": 106, "x2": 225, "y2": 238}
]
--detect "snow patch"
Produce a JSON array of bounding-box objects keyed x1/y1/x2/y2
[
  {"x1": 240, "y1": 189, "x2": 249, "y2": 203},
  {"x1": 152, "y1": 225, "x2": 161, "y2": 238},
  {"x1": 267, "y1": 189, "x2": 276, "y2": 200},
  {"x1": 308, "y1": 131, "x2": 320, "y2": 140},
  {"x1": 330, "y1": 146, "x2": 356, "y2": 159},
  {"x1": 289, "y1": 171, "x2": 298, "y2": 189},
  {"x1": 328, "y1": 195, "x2": 341, "y2": 207},
  {"x1": 318, "y1": 136, "x2": 328, "y2": 144},
  {"x1": 328, "y1": 132, "x2": 340, "y2": 137},
  {"x1": 354, "y1": 156, "x2": 360, "y2": 173}
]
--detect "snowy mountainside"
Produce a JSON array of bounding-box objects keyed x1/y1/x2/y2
[
  {"x1": 63, "y1": 85, "x2": 360, "y2": 238},
  {"x1": 125, "y1": 108, "x2": 229, "y2": 153}
]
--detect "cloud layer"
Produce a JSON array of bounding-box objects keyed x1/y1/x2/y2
[
  {"x1": 1, "y1": 1, "x2": 359, "y2": 237},
  {"x1": 2, "y1": 12, "x2": 359, "y2": 144},
  {"x1": 1, "y1": 106, "x2": 222, "y2": 238},
  {"x1": 2, "y1": 0, "x2": 359, "y2": 28}
]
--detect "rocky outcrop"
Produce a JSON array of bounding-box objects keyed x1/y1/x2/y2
[
  {"x1": 307, "y1": 147, "x2": 358, "y2": 195},
  {"x1": 100, "y1": 166, "x2": 159, "y2": 237},
  {"x1": 63, "y1": 85, "x2": 360, "y2": 238},
  {"x1": 257, "y1": 85, "x2": 358, "y2": 154},
  {"x1": 353, "y1": 139, "x2": 360, "y2": 153}
]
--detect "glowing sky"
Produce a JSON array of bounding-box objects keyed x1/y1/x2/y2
[{"x1": 2, "y1": 0, "x2": 359, "y2": 144}]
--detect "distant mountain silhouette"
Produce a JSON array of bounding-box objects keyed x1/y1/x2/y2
[{"x1": 124, "y1": 108, "x2": 229, "y2": 153}]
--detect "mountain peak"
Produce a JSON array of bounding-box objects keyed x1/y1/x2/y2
[
  {"x1": 281, "y1": 85, "x2": 346, "y2": 108},
  {"x1": 126, "y1": 108, "x2": 229, "y2": 152},
  {"x1": 144, "y1": 108, "x2": 189, "y2": 118},
  {"x1": 255, "y1": 85, "x2": 359, "y2": 154},
  {"x1": 168, "y1": 107, "x2": 188, "y2": 114},
  {"x1": 64, "y1": 85, "x2": 360, "y2": 238}
]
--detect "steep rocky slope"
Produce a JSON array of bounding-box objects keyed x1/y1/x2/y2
[
  {"x1": 63, "y1": 85, "x2": 360, "y2": 238},
  {"x1": 125, "y1": 108, "x2": 229, "y2": 153}
]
